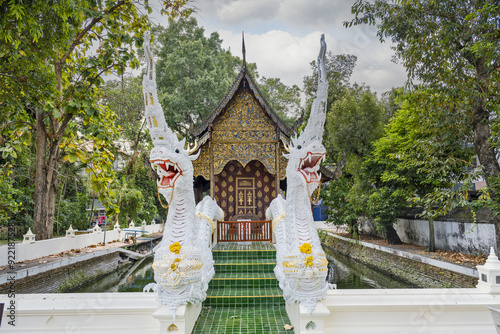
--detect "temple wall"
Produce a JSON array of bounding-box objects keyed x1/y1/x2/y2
[{"x1": 1, "y1": 290, "x2": 498, "y2": 333}]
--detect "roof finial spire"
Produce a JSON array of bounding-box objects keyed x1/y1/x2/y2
[{"x1": 242, "y1": 31, "x2": 246, "y2": 69}]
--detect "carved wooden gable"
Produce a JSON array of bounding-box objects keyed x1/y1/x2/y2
[{"x1": 212, "y1": 88, "x2": 278, "y2": 175}]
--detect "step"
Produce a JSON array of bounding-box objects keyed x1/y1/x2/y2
[
  {"x1": 192, "y1": 306, "x2": 294, "y2": 334},
  {"x1": 214, "y1": 259, "x2": 276, "y2": 273},
  {"x1": 213, "y1": 249, "x2": 277, "y2": 262},
  {"x1": 213, "y1": 242, "x2": 276, "y2": 252},
  {"x1": 205, "y1": 287, "x2": 284, "y2": 307},
  {"x1": 210, "y1": 272, "x2": 279, "y2": 289}
]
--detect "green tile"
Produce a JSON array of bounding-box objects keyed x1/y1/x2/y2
[{"x1": 193, "y1": 242, "x2": 293, "y2": 333}]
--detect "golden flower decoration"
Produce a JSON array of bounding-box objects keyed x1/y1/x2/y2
[
  {"x1": 304, "y1": 256, "x2": 314, "y2": 268},
  {"x1": 299, "y1": 242, "x2": 312, "y2": 254},
  {"x1": 169, "y1": 242, "x2": 181, "y2": 254},
  {"x1": 170, "y1": 263, "x2": 178, "y2": 270}
]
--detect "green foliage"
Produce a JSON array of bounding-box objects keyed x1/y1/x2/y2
[
  {"x1": 0, "y1": 0, "x2": 191, "y2": 239},
  {"x1": 322, "y1": 85, "x2": 389, "y2": 235},
  {"x1": 102, "y1": 77, "x2": 147, "y2": 144},
  {"x1": 153, "y1": 17, "x2": 242, "y2": 136},
  {"x1": 326, "y1": 86, "x2": 386, "y2": 162},
  {"x1": 258, "y1": 77, "x2": 301, "y2": 127},
  {"x1": 114, "y1": 153, "x2": 162, "y2": 224},
  {"x1": 347, "y1": 0, "x2": 500, "y2": 215},
  {"x1": 366, "y1": 187, "x2": 408, "y2": 233},
  {"x1": 0, "y1": 166, "x2": 22, "y2": 224},
  {"x1": 323, "y1": 177, "x2": 360, "y2": 233},
  {"x1": 369, "y1": 90, "x2": 476, "y2": 220}
]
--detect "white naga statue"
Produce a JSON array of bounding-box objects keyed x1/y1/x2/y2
[
  {"x1": 142, "y1": 36, "x2": 223, "y2": 315},
  {"x1": 266, "y1": 35, "x2": 329, "y2": 314}
]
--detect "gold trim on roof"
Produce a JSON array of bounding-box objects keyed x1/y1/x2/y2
[{"x1": 192, "y1": 143, "x2": 211, "y2": 180}]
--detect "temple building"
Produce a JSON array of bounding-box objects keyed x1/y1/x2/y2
[
  {"x1": 189, "y1": 55, "x2": 332, "y2": 221},
  {"x1": 189, "y1": 62, "x2": 291, "y2": 221}
]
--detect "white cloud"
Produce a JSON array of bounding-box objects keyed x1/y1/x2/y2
[
  {"x1": 198, "y1": 0, "x2": 353, "y2": 29},
  {"x1": 213, "y1": 0, "x2": 280, "y2": 23},
  {"x1": 218, "y1": 30, "x2": 338, "y2": 87},
  {"x1": 156, "y1": 0, "x2": 408, "y2": 94},
  {"x1": 217, "y1": 28, "x2": 407, "y2": 94},
  {"x1": 278, "y1": 0, "x2": 353, "y2": 29}
]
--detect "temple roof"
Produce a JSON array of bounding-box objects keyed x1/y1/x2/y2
[{"x1": 189, "y1": 67, "x2": 292, "y2": 139}]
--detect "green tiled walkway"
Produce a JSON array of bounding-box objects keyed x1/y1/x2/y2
[{"x1": 192, "y1": 242, "x2": 294, "y2": 333}]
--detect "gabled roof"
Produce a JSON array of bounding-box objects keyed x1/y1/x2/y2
[{"x1": 190, "y1": 67, "x2": 292, "y2": 138}]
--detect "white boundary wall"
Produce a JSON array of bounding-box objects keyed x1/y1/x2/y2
[
  {"x1": 0, "y1": 289, "x2": 499, "y2": 333},
  {"x1": 358, "y1": 217, "x2": 496, "y2": 255},
  {"x1": 0, "y1": 224, "x2": 164, "y2": 267},
  {"x1": 0, "y1": 293, "x2": 199, "y2": 334},
  {"x1": 286, "y1": 288, "x2": 500, "y2": 334}
]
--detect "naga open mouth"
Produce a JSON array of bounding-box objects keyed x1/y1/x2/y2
[
  {"x1": 298, "y1": 152, "x2": 325, "y2": 183},
  {"x1": 151, "y1": 159, "x2": 182, "y2": 188}
]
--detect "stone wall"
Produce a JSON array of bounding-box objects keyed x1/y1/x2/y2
[
  {"x1": 0, "y1": 251, "x2": 127, "y2": 294},
  {"x1": 319, "y1": 232, "x2": 477, "y2": 288}
]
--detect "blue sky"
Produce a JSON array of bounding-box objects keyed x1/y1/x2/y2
[{"x1": 152, "y1": 0, "x2": 407, "y2": 96}]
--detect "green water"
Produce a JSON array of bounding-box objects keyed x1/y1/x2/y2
[
  {"x1": 327, "y1": 251, "x2": 415, "y2": 289},
  {"x1": 75, "y1": 250, "x2": 413, "y2": 293},
  {"x1": 77, "y1": 256, "x2": 154, "y2": 293}
]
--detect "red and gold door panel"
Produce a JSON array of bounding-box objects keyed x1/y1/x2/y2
[{"x1": 214, "y1": 160, "x2": 276, "y2": 220}]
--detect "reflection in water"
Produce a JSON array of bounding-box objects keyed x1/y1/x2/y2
[
  {"x1": 77, "y1": 256, "x2": 154, "y2": 293},
  {"x1": 76, "y1": 250, "x2": 414, "y2": 293},
  {"x1": 328, "y1": 251, "x2": 415, "y2": 289}
]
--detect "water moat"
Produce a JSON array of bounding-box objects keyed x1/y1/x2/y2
[{"x1": 75, "y1": 250, "x2": 414, "y2": 293}]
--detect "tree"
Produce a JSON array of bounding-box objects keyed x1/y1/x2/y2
[
  {"x1": 0, "y1": 0, "x2": 192, "y2": 240},
  {"x1": 323, "y1": 86, "x2": 398, "y2": 241},
  {"x1": 367, "y1": 90, "x2": 476, "y2": 249},
  {"x1": 152, "y1": 17, "x2": 242, "y2": 136},
  {"x1": 347, "y1": 0, "x2": 500, "y2": 212},
  {"x1": 303, "y1": 52, "x2": 358, "y2": 112},
  {"x1": 102, "y1": 77, "x2": 149, "y2": 169},
  {"x1": 258, "y1": 76, "x2": 301, "y2": 127},
  {"x1": 326, "y1": 86, "x2": 386, "y2": 163},
  {"x1": 151, "y1": 16, "x2": 302, "y2": 137}
]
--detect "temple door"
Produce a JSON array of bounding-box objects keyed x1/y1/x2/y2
[{"x1": 214, "y1": 160, "x2": 276, "y2": 221}]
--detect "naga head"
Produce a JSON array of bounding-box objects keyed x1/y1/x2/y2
[
  {"x1": 143, "y1": 35, "x2": 200, "y2": 203},
  {"x1": 285, "y1": 35, "x2": 327, "y2": 196}
]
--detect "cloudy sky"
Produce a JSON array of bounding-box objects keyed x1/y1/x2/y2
[{"x1": 153, "y1": 0, "x2": 408, "y2": 96}]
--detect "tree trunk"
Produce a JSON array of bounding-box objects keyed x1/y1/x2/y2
[
  {"x1": 472, "y1": 62, "x2": 500, "y2": 201},
  {"x1": 33, "y1": 108, "x2": 62, "y2": 240},
  {"x1": 33, "y1": 107, "x2": 50, "y2": 240},
  {"x1": 472, "y1": 106, "x2": 500, "y2": 201},
  {"x1": 385, "y1": 225, "x2": 402, "y2": 245},
  {"x1": 428, "y1": 218, "x2": 435, "y2": 252},
  {"x1": 471, "y1": 63, "x2": 500, "y2": 254}
]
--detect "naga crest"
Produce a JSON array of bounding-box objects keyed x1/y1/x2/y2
[
  {"x1": 272, "y1": 35, "x2": 330, "y2": 315},
  {"x1": 285, "y1": 34, "x2": 328, "y2": 198},
  {"x1": 142, "y1": 35, "x2": 206, "y2": 314},
  {"x1": 142, "y1": 36, "x2": 200, "y2": 209}
]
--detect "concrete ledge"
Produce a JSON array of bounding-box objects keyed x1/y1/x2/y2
[
  {"x1": 0, "y1": 293, "x2": 204, "y2": 333},
  {"x1": 1, "y1": 290, "x2": 498, "y2": 333},
  {"x1": 327, "y1": 232, "x2": 478, "y2": 278},
  {"x1": 323, "y1": 288, "x2": 499, "y2": 333}
]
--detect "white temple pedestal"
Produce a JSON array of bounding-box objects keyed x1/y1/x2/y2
[
  {"x1": 152, "y1": 303, "x2": 201, "y2": 334},
  {"x1": 286, "y1": 301, "x2": 331, "y2": 334}
]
